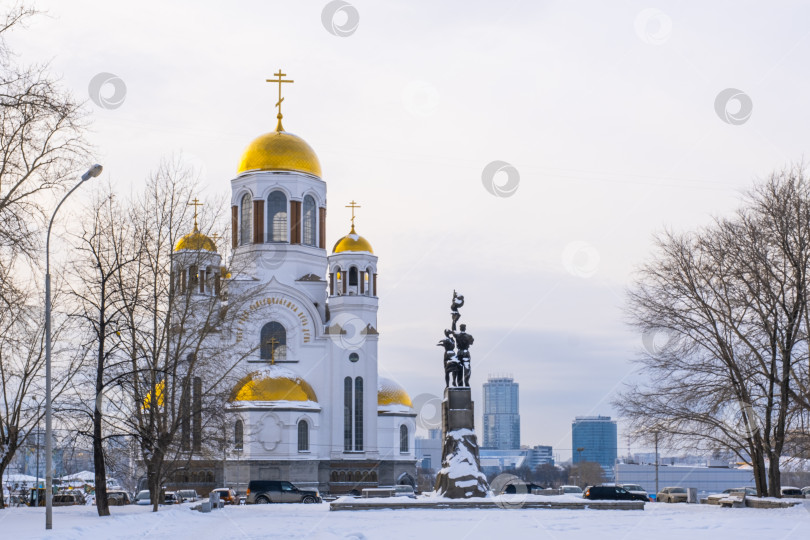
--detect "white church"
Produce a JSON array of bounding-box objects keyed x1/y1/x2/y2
[{"x1": 171, "y1": 75, "x2": 417, "y2": 495}]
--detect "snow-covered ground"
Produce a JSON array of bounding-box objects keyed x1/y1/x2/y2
[{"x1": 1, "y1": 500, "x2": 808, "y2": 540}]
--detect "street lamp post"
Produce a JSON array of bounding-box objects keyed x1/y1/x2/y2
[{"x1": 44, "y1": 164, "x2": 103, "y2": 529}]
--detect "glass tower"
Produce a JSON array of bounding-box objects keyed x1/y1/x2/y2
[
  {"x1": 571, "y1": 416, "x2": 618, "y2": 473},
  {"x1": 482, "y1": 375, "x2": 520, "y2": 450}
]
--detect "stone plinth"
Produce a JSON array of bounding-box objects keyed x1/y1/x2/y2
[{"x1": 433, "y1": 387, "x2": 489, "y2": 498}]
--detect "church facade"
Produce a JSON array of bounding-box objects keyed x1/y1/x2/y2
[{"x1": 171, "y1": 89, "x2": 417, "y2": 495}]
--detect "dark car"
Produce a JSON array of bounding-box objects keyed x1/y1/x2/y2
[
  {"x1": 53, "y1": 492, "x2": 85, "y2": 506},
  {"x1": 246, "y1": 480, "x2": 321, "y2": 504},
  {"x1": 584, "y1": 485, "x2": 647, "y2": 501},
  {"x1": 106, "y1": 490, "x2": 132, "y2": 506}
]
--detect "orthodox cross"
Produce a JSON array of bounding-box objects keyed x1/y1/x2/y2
[
  {"x1": 265, "y1": 336, "x2": 280, "y2": 365},
  {"x1": 266, "y1": 69, "x2": 294, "y2": 130},
  {"x1": 346, "y1": 200, "x2": 361, "y2": 229},
  {"x1": 188, "y1": 198, "x2": 203, "y2": 229}
]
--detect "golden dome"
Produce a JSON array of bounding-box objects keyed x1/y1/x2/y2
[
  {"x1": 333, "y1": 225, "x2": 374, "y2": 254},
  {"x1": 231, "y1": 368, "x2": 318, "y2": 403},
  {"x1": 175, "y1": 227, "x2": 217, "y2": 252},
  {"x1": 237, "y1": 128, "x2": 322, "y2": 177},
  {"x1": 378, "y1": 377, "x2": 412, "y2": 407}
]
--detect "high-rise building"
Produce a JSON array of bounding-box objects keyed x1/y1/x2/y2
[
  {"x1": 571, "y1": 416, "x2": 617, "y2": 474},
  {"x1": 482, "y1": 375, "x2": 520, "y2": 449}
]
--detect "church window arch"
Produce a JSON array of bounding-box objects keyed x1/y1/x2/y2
[
  {"x1": 297, "y1": 419, "x2": 309, "y2": 452},
  {"x1": 354, "y1": 377, "x2": 363, "y2": 451},
  {"x1": 353, "y1": 471, "x2": 362, "y2": 483},
  {"x1": 370, "y1": 471, "x2": 377, "y2": 483},
  {"x1": 267, "y1": 191, "x2": 288, "y2": 242},
  {"x1": 234, "y1": 420, "x2": 243, "y2": 450},
  {"x1": 302, "y1": 195, "x2": 316, "y2": 246},
  {"x1": 343, "y1": 377, "x2": 352, "y2": 451},
  {"x1": 400, "y1": 424, "x2": 409, "y2": 453},
  {"x1": 240, "y1": 193, "x2": 252, "y2": 245},
  {"x1": 330, "y1": 471, "x2": 338, "y2": 482},
  {"x1": 349, "y1": 267, "x2": 358, "y2": 287},
  {"x1": 260, "y1": 322, "x2": 287, "y2": 361}
]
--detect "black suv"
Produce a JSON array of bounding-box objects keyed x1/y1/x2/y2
[
  {"x1": 584, "y1": 485, "x2": 647, "y2": 501},
  {"x1": 246, "y1": 480, "x2": 321, "y2": 504}
]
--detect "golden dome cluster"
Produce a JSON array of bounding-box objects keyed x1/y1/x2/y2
[
  {"x1": 237, "y1": 130, "x2": 322, "y2": 178},
  {"x1": 231, "y1": 369, "x2": 318, "y2": 403},
  {"x1": 174, "y1": 227, "x2": 217, "y2": 253},
  {"x1": 332, "y1": 225, "x2": 374, "y2": 254},
  {"x1": 377, "y1": 377, "x2": 412, "y2": 407}
]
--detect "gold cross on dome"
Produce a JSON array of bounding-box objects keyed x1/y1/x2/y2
[
  {"x1": 346, "y1": 200, "x2": 361, "y2": 229},
  {"x1": 187, "y1": 198, "x2": 203, "y2": 229},
  {"x1": 266, "y1": 70, "x2": 294, "y2": 130}
]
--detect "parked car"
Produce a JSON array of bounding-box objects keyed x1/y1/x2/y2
[
  {"x1": 164, "y1": 491, "x2": 180, "y2": 505},
  {"x1": 53, "y1": 492, "x2": 85, "y2": 506},
  {"x1": 245, "y1": 480, "x2": 322, "y2": 504},
  {"x1": 584, "y1": 485, "x2": 645, "y2": 501},
  {"x1": 105, "y1": 490, "x2": 132, "y2": 506},
  {"x1": 176, "y1": 489, "x2": 199, "y2": 503},
  {"x1": 618, "y1": 484, "x2": 650, "y2": 502},
  {"x1": 135, "y1": 490, "x2": 151, "y2": 505},
  {"x1": 802, "y1": 487, "x2": 810, "y2": 498},
  {"x1": 657, "y1": 487, "x2": 688, "y2": 503},
  {"x1": 780, "y1": 486, "x2": 803, "y2": 498},
  {"x1": 560, "y1": 485, "x2": 584, "y2": 497},
  {"x1": 210, "y1": 487, "x2": 238, "y2": 505}
]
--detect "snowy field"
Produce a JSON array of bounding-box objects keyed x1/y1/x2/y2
[{"x1": 1, "y1": 501, "x2": 809, "y2": 540}]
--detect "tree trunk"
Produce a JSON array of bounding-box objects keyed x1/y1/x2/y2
[{"x1": 93, "y1": 407, "x2": 109, "y2": 516}]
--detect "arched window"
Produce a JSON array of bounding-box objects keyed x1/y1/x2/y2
[
  {"x1": 400, "y1": 424, "x2": 409, "y2": 453},
  {"x1": 302, "y1": 195, "x2": 316, "y2": 246},
  {"x1": 354, "y1": 377, "x2": 363, "y2": 451},
  {"x1": 240, "y1": 194, "x2": 252, "y2": 245},
  {"x1": 267, "y1": 191, "x2": 287, "y2": 242},
  {"x1": 298, "y1": 420, "x2": 309, "y2": 452},
  {"x1": 344, "y1": 376, "x2": 352, "y2": 451},
  {"x1": 205, "y1": 471, "x2": 214, "y2": 483},
  {"x1": 234, "y1": 420, "x2": 243, "y2": 450},
  {"x1": 349, "y1": 267, "x2": 358, "y2": 287},
  {"x1": 370, "y1": 471, "x2": 377, "y2": 482},
  {"x1": 260, "y1": 321, "x2": 287, "y2": 361},
  {"x1": 338, "y1": 471, "x2": 346, "y2": 482}
]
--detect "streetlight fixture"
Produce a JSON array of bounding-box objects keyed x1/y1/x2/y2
[{"x1": 44, "y1": 163, "x2": 103, "y2": 529}]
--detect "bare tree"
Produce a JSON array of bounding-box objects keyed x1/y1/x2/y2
[
  {"x1": 63, "y1": 186, "x2": 136, "y2": 516},
  {"x1": 0, "y1": 3, "x2": 88, "y2": 305},
  {"x1": 0, "y1": 294, "x2": 80, "y2": 508},
  {"x1": 618, "y1": 164, "x2": 810, "y2": 496},
  {"x1": 107, "y1": 158, "x2": 262, "y2": 511}
]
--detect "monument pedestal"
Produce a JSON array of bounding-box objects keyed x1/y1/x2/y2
[{"x1": 433, "y1": 387, "x2": 489, "y2": 498}]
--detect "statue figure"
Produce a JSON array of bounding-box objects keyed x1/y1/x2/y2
[
  {"x1": 450, "y1": 290, "x2": 464, "y2": 331},
  {"x1": 452, "y1": 324, "x2": 474, "y2": 387},
  {"x1": 437, "y1": 329, "x2": 462, "y2": 387}
]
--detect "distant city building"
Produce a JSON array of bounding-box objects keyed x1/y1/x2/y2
[
  {"x1": 427, "y1": 428, "x2": 442, "y2": 440},
  {"x1": 572, "y1": 416, "x2": 617, "y2": 475},
  {"x1": 415, "y1": 436, "x2": 442, "y2": 471},
  {"x1": 482, "y1": 375, "x2": 520, "y2": 450},
  {"x1": 526, "y1": 445, "x2": 554, "y2": 468}
]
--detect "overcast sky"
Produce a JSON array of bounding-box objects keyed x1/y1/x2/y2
[{"x1": 10, "y1": 0, "x2": 810, "y2": 461}]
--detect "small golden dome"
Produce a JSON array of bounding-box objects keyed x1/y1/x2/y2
[
  {"x1": 231, "y1": 368, "x2": 318, "y2": 403},
  {"x1": 378, "y1": 377, "x2": 412, "y2": 407},
  {"x1": 333, "y1": 225, "x2": 374, "y2": 254},
  {"x1": 237, "y1": 129, "x2": 322, "y2": 177},
  {"x1": 175, "y1": 227, "x2": 217, "y2": 252}
]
